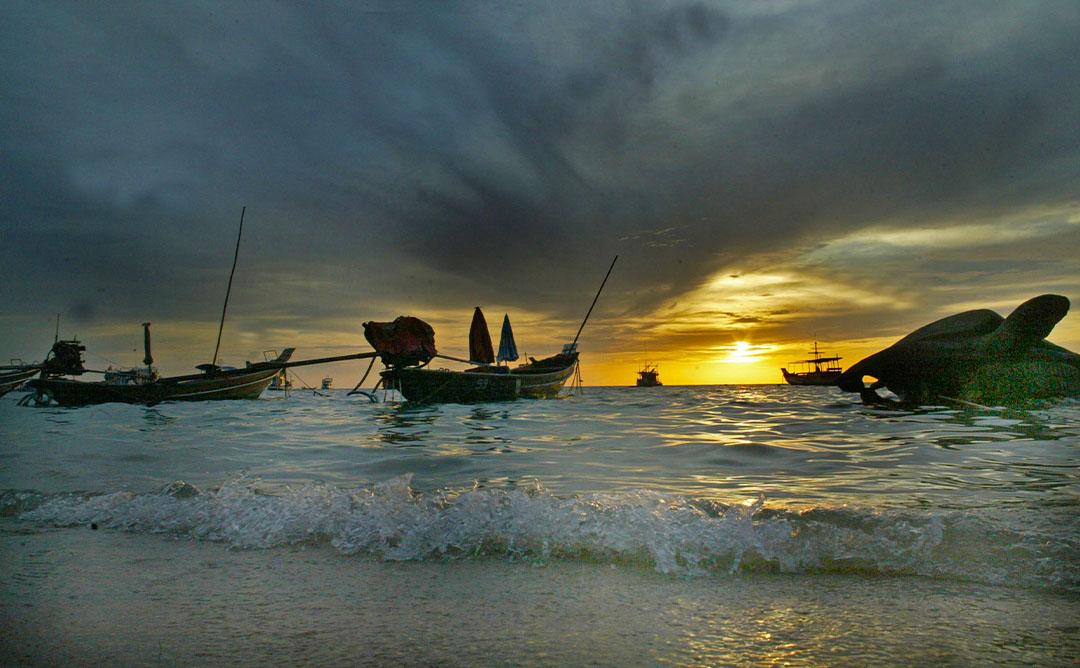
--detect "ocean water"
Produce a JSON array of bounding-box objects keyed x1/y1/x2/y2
[{"x1": 1, "y1": 385, "x2": 1078, "y2": 665}]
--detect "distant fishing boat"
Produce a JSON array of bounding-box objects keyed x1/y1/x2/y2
[
  {"x1": 780, "y1": 342, "x2": 843, "y2": 386},
  {"x1": 373, "y1": 257, "x2": 617, "y2": 404},
  {"x1": 635, "y1": 363, "x2": 662, "y2": 387},
  {"x1": 321, "y1": 377, "x2": 333, "y2": 390}
]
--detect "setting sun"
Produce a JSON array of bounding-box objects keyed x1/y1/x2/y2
[{"x1": 721, "y1": 340, "x2": 771, "y2": 365}]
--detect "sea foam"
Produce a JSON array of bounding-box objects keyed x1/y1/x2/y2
[{"x1": 11, "y1": 475, "x2": 1078, "y2": 591}]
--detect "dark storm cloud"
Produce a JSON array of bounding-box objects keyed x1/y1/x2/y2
[{"x1": 2, "y1": 0, "x2": 1079, "y2": 337}]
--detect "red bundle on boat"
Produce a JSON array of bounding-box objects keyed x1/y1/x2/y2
[{"x1": 363, "y1": 316, "x2": 437, "y2": 367}]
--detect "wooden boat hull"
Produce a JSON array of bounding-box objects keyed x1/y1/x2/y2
[
  {"x1": 781, "y1": 368, "x2": 842, "y2": 386},
  {"x1": 27, "y1": 367, "x2": 282, "y2": 407},
  {"x1": 0, "y1": 367, "x2": 40, "y2": 397},
  {"x1": 383, "y1": 354, "x2": 578, "y2": 403}
]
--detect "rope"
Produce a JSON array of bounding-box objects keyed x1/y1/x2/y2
[
  {"x1": 366, "y1": 377, "x2": 385, "y2": 403},
  {"x1": 566, "y1": 361, "x2": 583, "y2": 396},
  {"x1": 347, "y1": 356, "x2": 378, "y2": 396},
  {"x1": 434, "y1": 353, "x2": 494, "y2": 367},
  {"x1": 87, "y1": 350, "x2": 124, "y2": 368},
  {"x1": 286, "y1": 369, "x2": 328, "y2": 397}
]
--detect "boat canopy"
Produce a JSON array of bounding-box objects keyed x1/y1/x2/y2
[
  {"x1": 497, "y1": 314, "x2": 519, "y2": 363},
  {"x1": 363, "y1": 316, "x2": 437, "y2": 367},
  {"x1": 469, "y1": 307, "x2": 495, "y2": 364},
  {"x1": 791, "y1": 356, "x2": 842, "y2": 364}
]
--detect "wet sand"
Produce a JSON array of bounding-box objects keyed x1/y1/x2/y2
[{"x1": 3, "y1": 527, "x2": 1077, "y2": 666}]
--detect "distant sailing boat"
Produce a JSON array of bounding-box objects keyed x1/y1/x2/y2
[
  {"x1": 634, "y1": 338, "x2": 661, "y2": 387},
  {"x1": 780, "y1": 342, "x2": 843, "y2": 386}
]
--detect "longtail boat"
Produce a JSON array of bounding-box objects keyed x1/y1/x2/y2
[
  {"x1": 363, "y1": 257, "x2": 617, "y2": 404},
  {"x1": 23, "y1": 325, "x2": 377, "y2": 408},
  {"x1": 382, "y1": 348, "x2": 580, "y2": 403},
  {"x1": 23, "y1": 209, "x2": 378, "y2": 407},
  {"x1": 0, "y1": 365, "x2": 41, "y2": 397},
  {"x1": 27, "y1": 342, "x2": 296, "y2": 407}
]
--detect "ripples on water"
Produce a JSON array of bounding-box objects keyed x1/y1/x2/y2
[{"x1": 1, "y1": 386, "x2": 1078, "y2": 591}]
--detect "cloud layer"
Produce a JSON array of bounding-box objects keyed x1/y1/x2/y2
[{"x1": 3, "y1": 1, "x2": 1079, "y2": 379}]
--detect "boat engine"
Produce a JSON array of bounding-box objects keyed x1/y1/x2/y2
[{"x1": 42, "y1": 339, "x2": 86, "y2": 376}]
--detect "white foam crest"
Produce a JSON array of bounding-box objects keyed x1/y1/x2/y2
[{"x1": 17, "y1": 477, "x2": 1078, "y2": 589}]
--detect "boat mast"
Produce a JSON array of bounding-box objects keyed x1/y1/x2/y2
[
  {"x1": 142, "y1": 322, "x2": 154, "y2": 375},
  {"x1": 211, "y1": 206, "x2": 245, "y2": 369},
  {"x1": 571, "y1": 255, "x2": 618, "y2": 349}
]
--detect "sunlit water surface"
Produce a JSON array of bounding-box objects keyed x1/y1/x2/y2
[{"x1": 2, "y1": 386, "x2": 1078, "y2": 664}]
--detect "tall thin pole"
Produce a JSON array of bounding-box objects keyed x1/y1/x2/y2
[
  {"x1": 572, "y1": 255, "x2": 618, "y2": 347},
  {"x1": 54, "y1": 313, "x2": 60, "y2": 344},
  {"x1": 212, "y1": 206, "x2": 245, "y2": 368}
]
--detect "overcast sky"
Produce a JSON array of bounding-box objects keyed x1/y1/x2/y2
[{"x1": 3, "y1": 0, "x2": 1078, "y2": 383}]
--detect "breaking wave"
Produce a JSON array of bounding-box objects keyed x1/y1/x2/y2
[{"x1": 5, "y1": 476, "x2": 1078, "y2": 591}]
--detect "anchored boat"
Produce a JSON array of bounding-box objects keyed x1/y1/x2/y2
[
  {"x1": 0, "y1": 364, "x2": 40, "y2": 397},
  {"x1": 26, "y1": 333, "x2": 296, "y2": 406},
  {"x1": 24, "y1": 323, "x2": 376, "y2": 407},
  {"x1": 382, "y1": 346, "x2": 580, "y2": 403},
  {"x1": 369, "y1": 257, "x2": 617, "y2": 404},
  {"x1": 635, "y1": 363, "x2": 662, "y2": 387},
  {"x1": 780, "y1": 342, "x2": 843, "y2": 386},
  {"x1": 23, "y1": 209, "x2": 377, "y2": 407}
]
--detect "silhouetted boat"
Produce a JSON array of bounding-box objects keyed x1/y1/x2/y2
[
  {"x1": 781, "y1": 342, "x2": 843, "y2": 386},
  {"x1": 26, "y1": 332, "x2": 297, "y2": 407},
  {"x1": 382, "y1": 348, "x2": 579, "y2": 403},
  {"x1": 371, "y1": 257, "x2": 616, "y2": 404},
  {"x1": 321, "y1": 377, "x2": 333, "y2": 390},
  {"x1": 23, "y1": 209, "x2": 378, "y2": 407},
  {"x1": 23, "y1": 322, "x2": 376, "y2": 408},
  {"x1": 635, "y1": 363, "x2": 662, "y2": 387}
]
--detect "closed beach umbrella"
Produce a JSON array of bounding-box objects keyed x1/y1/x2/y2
[
  {"x1": 469, "y1": 307, "x2": 495, "y2": 364},
  {"x1": 497, "y1": 314, "x2": 519, "y2": 363}
]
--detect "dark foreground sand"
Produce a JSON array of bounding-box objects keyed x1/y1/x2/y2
[{"x1": 2, "y1": 526, "x2": 1078, "y2": 666}]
